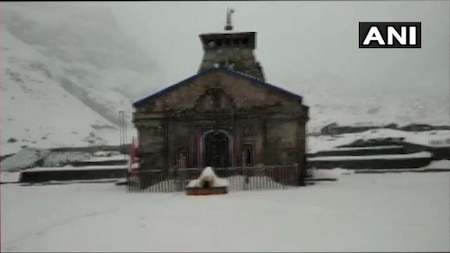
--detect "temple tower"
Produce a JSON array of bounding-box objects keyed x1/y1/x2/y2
[{"x1": 198, "y1": 8, "x2": 266, "y2": 81}]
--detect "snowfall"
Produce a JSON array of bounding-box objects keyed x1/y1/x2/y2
[
  {"x1": 1, "y1": 3, "x2": 450, "y2": 251},
  {"x1": 1, "y1": 169, "x2": 449, "y2": 252}
]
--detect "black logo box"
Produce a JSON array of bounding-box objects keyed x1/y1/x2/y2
[{"x1": 359, "y1": 22, "x2": 421, "y2": 48}]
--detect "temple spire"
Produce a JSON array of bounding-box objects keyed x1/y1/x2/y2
[
  {"x1": 224, "y1": 8, "x2": 235, "y2": 31},
  {"x1": 198, "y1": 9, "x2": 265, "y2": 80}
]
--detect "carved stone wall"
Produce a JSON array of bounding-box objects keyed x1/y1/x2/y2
[{"x1": 133, "y1": 71, "x2": 308, "y2": 172}]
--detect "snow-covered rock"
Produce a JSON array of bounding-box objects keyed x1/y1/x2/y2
[
  {"x1": 308, "y1": 128, "x2": 450, "y2": 153},
  {"x1": 0, "y1": 148, "x2": 50, "y2": 172},
  {"x1": 308, "y1": 151, "x2": 433, "y2": 161},
  {"x1": 187, "y1": 167, "x2": 229, "y2": 188},
  {"x1": 42, "y1": 152, "x2": 92, "y2": 167}
]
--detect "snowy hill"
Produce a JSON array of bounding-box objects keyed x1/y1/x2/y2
[
  {"x1": 308, "y1": 128, "x2": 450, "y2": 153},
  {"x1": 1, "y1": 28, "x2": 123, "y2": 155},
  {"x1": 1, "y1": 3, "x2": 448, "y2": 155},
  {"x1": 1, "y1": 3, "x2": 149, "y2": 154},
  {"x1": 284, "y1": 73, "x2": 450, "y2": 133}
]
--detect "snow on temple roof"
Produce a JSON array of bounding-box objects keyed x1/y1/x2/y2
[{"x1": 133, "y1": 68, "x2": 303, "y2": 107}]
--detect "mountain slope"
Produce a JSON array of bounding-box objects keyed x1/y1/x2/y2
[
  {"x1": 1, "y1": 3, "x2": 448, "y2": 156},
  {"x1": 1, "y1": 29, "x2": 124, "y2": 155},
  {"x1": 1, "y1": 3, "x2": 149, "y2": 155},
  {"x1": 282, "y1": 72, "x2": 450, "y2": 132},
  {"x1": 1, "y1": 3, "x2": 162, "y2": 127}
]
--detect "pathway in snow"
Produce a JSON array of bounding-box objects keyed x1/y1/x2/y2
[{"x1": 1, "y1": 172, "x2": 449, "y2": 252}]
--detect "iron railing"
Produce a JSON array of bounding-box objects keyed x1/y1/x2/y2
[{"x1": 126, "y1": 165, "x2": 302, "y2": 193}]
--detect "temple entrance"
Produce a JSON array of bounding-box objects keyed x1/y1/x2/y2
[{"x1": 203, "y1": 131, "x2": 230, "y2": 167}]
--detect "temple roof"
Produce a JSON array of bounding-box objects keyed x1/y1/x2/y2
[{"x1": 133, "y1": 68, "x2": 303, "y2": 107}]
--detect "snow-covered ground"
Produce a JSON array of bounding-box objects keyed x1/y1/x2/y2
[
  {"x1": 311, "y1": 167, "x2": 354, "y2": 179},
  {"x1": 1, "y1": 172, "x2": 449, "y2": 252},
  {"x1": 350, "y1": 160, "x2": 450, "y2": 173},
  {"x1": 308, "y1": 128, "x2": 450, "y2": 153},
  {"x1": 83, "y1": 155, "x2": 127, "y2": 162},
  {"x1": 309, "y1": 151, "x2": 432, "y2": 161},
  {"x1": 25, "y1": 164, "x2": 131, "y2": 172},
  {"x1": 0, "y1": 172, "x2": 21, "y2": 184},
  {"x1": 0, "y1": 149, "x2": 126, "y2": 172},
  {"x1": 423, "y1": 159, "x2": 450, "y2": 170},
  {"x1": 318, "y1": 145, "x2": 404, "y2": 151}
]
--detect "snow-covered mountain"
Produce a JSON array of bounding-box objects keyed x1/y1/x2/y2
[
  {"x1": 1, "y1": 3, "x2": 154, "y2": 154},
  {"x1": 295, "y1": 72, "x2": 450, "y2": 132},
  {"x1": 1, "y1": 28, "x2": 120, "y2": 155},
  {"x1": 1, "y1": 3, "x2": 448, "y2": 155}
]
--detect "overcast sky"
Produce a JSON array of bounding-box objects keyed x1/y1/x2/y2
[{"x1": 107, "y1": 1, "x2": 449, "y2": 99}]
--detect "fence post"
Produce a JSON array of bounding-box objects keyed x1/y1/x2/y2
[
  {"x1": 177, "y1": 155, "x2": 187, "y2": 191},
  {"x1": 294, "y1": 163, "x2": 300, "y2": 186},
  {"x1": 297, "y1": 156, "x2": 307, "y2": 186},
  {"x1": 243, "y1": 151, "x2": 249, "y2": 190},
  {"x1": 126, "y1": 170, "x2": 130, "y2": 193}
]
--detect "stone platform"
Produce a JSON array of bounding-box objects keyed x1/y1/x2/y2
[
  {"x1": 19, "y1": 168, "x2": 127, "y2": 183},
  {"x1": 185, "y1": 186, "x2": 229, "y2": 196}
]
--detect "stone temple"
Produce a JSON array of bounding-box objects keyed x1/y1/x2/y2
[{"x1": 132, "y1": 9, "x2": 309, "y2": 183}]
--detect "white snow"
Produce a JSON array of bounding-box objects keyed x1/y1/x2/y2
[
  {"x1": 422, "y1": 159, "x2": 450, "y2": 170},
  {"x1": 308, "y1": 151, "x2": 432, "y2": 161},
  {"x1": 199, "y1": 166, "x2": 217, "y2": 180},
  {"x1": 428, "y1": 138, "x2": 450, "y2": 146},
  {"x1": 187, "y1": 178, "x2": 230, "y2": 188},
  {"x1": 150, "y1": 175, "x2": 286, "y2": 192},
  {"x1": 0, "y1": 172, "x2": 21, "y2": 183},
  {"x1": 327, "y1": 145, "x2": 404, "y2": 151},
  {"x1": 41, "y1": 152, "x2": 92, "y2": 167},
  {"x1": 115, "y1": 178, "x2": 128, "y2": 184},
  {"x1": 308, "y1": 128, "x2": 450, "y2": 153},
  {"x1": 227, "y1": 175, "x2": 287, "y2": 190},
  {"x1": 145, "y1": 179, "x2": 176, "y2": 191},
  {"x1": 1, "y1": 172, "x2": 449, "y2": 252},
  {"x1": 213, "y1": 177, "x2": 229, "y2": 187},
  {"x1": 92, "y1": 151, "x2": 122, "y2": 157},
  {"x1": 297, "y1": 72, "x2": 450, "y2": 133},
  {"x1": 0, "y1": 148, "x2": 50, "y2": 172},
  {"x1": 1, "y1": 150, "x2": 103, "y2": 172},
  {"x1": 311, "y1": 168, "x2": 354, "y2": 179},
  {"x1": 308, "y1": 160, "x2": 449, "y2": 174},
  {"x1": 1, "y1": 28, "x2": 123, "y2": 155},
  {"x1": 188, "y1": 176, "x2": 229, "y2": 188},
  {"x1": 83, "y1": 155, "x2": 127, "y2": 162},
  {"x1": 187, "y1": 167, "x2": 229, "y2": 188},
  {"x1": 26, "y1": 178, "x2": 121, "y2": 185},
  {"x1": 25, "y1": 164, "x2": 136, "y2": 172},
  {"x1": 1, "y1": 5, "x2": 147, "y2": 155}
]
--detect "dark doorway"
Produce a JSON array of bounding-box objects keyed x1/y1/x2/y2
[
  {"x1": 242, "y1": 143, "x2": 254, "y2": 166},
  {"x1": 204, "y1": 131, "x2": 230, "y2": 167}
]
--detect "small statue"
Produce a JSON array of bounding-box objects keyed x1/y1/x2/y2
[{"x1": 224, "y1": 8, "x2": 235, "y2": 31}]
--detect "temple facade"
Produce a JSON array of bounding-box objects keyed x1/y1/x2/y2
[{"x1": 132, "y1": 10, "x2": 309, "y2": 182}]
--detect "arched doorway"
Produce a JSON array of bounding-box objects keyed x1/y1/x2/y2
[{"x1": 203, "y1": 131, "x2": 231, "y2": 167}]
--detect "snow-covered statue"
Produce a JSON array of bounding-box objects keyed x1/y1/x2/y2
[
  {"x1": 186, "y1": 167, "x2": 229, "y2": 195},
  {"x1": 198, "y1": 167, "x2": 216, "y2": 188}
]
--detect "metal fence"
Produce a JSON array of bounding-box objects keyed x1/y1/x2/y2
[{"x1": 126, "y1": 165, "x2": 303, "y2": 193}]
